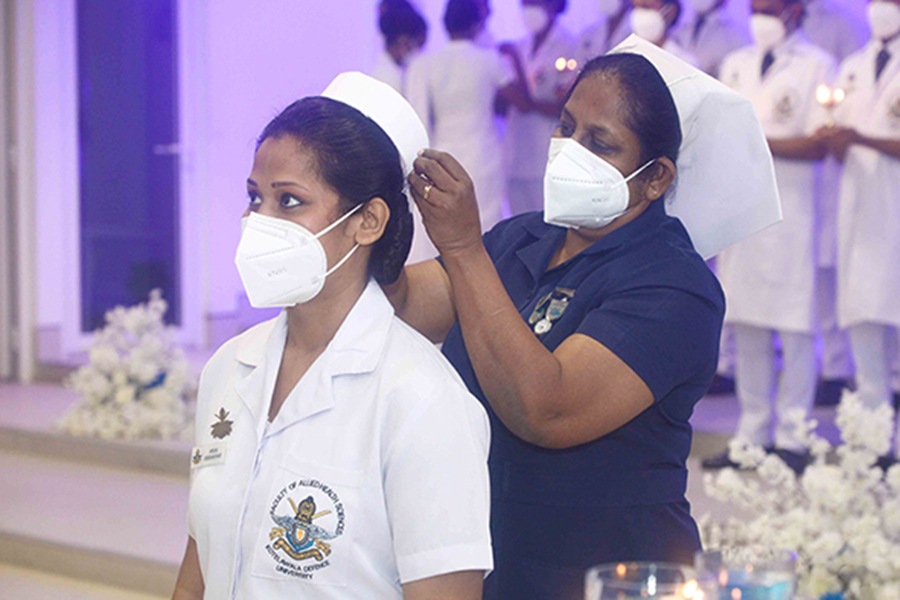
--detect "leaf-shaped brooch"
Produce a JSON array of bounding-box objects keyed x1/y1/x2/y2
[{"x1": 210, "y1": 407, "x2": 234, "y2": 439}]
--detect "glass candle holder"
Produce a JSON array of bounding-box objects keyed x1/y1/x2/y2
[
  {"x1": 585, "y1": 562, "x2": 711, "y2": 600},
  {"x1": 695, "y1": 548, "x2": 797, "y2": 600}
]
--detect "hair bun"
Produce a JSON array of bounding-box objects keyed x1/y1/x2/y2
[{"x1": 372, "y1": 191, "x2": 413, "y2": 284}]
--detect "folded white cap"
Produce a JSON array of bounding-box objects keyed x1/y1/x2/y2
[
  {"x1": 609, "y1": 35, "x2": 783, "y2": 259},
  {"x1": 322, "y1": 72, "x2": 429, "y2": 182}
]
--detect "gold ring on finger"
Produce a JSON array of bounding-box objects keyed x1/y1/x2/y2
[{"x1": 423, "y1": 183, "x2": 433, "y2": 200}]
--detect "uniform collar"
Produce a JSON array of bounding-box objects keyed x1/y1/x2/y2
[
  {"x1": 233, "y1": 279, "x2": 395, "y2": 429},
  {"x1": 518, "y1": 202, "x2": 668, "y2": 284},
  {"x1": 767, "y1": 29, "x2": 807, "y2": 59}
]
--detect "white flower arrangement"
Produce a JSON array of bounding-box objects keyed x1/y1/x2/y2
[
  {"x1": 700, "y1": 391, "x2": 900, "y2": 600},
  {"x1": 58, "y1": 290, "x2": 196, "y2": 441}
]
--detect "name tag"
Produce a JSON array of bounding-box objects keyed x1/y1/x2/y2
[{"x1": 191, "y1": 443, "x2": 227, "y2": 469}]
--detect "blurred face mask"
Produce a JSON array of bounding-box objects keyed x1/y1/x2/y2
[
  {"x1": 522, "y1": 5, "x2": 550, "y2": 33},
  {"x1": 543, "y1": 138, "x2": 656, "y2": 229},
  {"x1": 750, "y1": 13, "x2": 787, "y2": 50},
  {"x1": 869, "y1": 2, "x2": 900, "y2": 41},
  {"x1": 597, "y1": 0, "x2": 622, "y2": 17},
  {"x1": 630, "y1": 8, "x2": 667, "y2": 44},
  {"x1": 234, "y1": 205, "x2": 362, "y2": 308}
]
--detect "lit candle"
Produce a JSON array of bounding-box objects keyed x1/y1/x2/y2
[{"x1": 816, "y1": 84, "x2": 845, "y2": 127}]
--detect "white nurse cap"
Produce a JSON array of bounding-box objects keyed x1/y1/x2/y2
[
  {"x1": 322, "y1": 72, "x2": 429, "y2": 183},
  {"x1": 609, "y1": 35, "x2": 782, "y2": 259}
]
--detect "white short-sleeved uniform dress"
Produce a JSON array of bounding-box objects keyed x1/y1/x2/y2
[
  {"x1": 405, "y1": 40, "x2": 514, "y2": 234},
  {"x1": 188, "y1": 280, "x2": 493, "y2": 600},
  {"x1": 505, "y1": 23, "x2": 577, "y2": 215}
]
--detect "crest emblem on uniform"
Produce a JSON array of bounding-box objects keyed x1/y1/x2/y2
[
  {"x1": 888, "y1": 92, "x2": 900, "y2": 129},
  {"x1": 264, "y1": 479, "x2": 345, "y2": 579},
  {"x1": 773, "y1": 90, "x2": 799, "y2": 123},
  {"x1": 210, "y1": 408, "x2": 233, "y2": 439}
]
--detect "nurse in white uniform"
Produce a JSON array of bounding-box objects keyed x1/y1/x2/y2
[
  {"x1": 708, "y1": 0, "x2": 835, "y2": 470},
  {"x1": 371, "y1": 2, "x2": 428, "y2": 94},
  {"x1": 576, "y1": 0, "x2": 633, "y2": 65},
  {"x1": 674, "y1": 0, "x2": 751, "y2": 77},
  {"x1": 171, "y1": 73, "x2": 492, "y2": 600},
  {"x1": 630, "y1": 0, "x2": 700, "y2": 67},
  {"x1": 802, "y1": 0, "x2": 868, "y2": 64},
  {"x1": 405, "y1": 0, "x2": 515, "y2": 235},
  {"x1": 802, "y1": 0, "x2": 868, "y2": 397},
  {"x1": 504, "y1": 0, "x2": 577, "y2": 215},
  {"x1": 817, "y1": 0, "x2": 900, "y2": 458}
]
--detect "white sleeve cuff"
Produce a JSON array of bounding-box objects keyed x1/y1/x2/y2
[{"x1": 397, "y1": 542, "x2": 494, "y2": 585}]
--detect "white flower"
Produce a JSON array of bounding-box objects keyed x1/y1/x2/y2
[
  {"x1": 800, "y1": 565, "x2": 841, "y2": 598},
  {"x1": 806, "y1": 531, "x2": 844, "y2": 563},
  {"x1": 88, "y1": 345, "x2": 120, "y2": 374},
  {"x1": 877, "y1": 583, "x2": 900, "y2": 600},
  {"x1": 727, "y1": 439, "x2": 767, "y2": 469}
]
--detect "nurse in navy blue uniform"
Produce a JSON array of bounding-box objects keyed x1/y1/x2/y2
[{"x1": 386, "y1": 37, "x2": 781, "y2": 600}]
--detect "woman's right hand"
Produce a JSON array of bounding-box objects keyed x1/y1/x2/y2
[{"x1": 407, "y1": 149, "x2": 484, "y2": 258}]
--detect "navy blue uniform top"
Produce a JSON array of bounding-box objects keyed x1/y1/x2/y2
[{"x1": 440, "y1": 201, "x2": 725, "y2": 600}]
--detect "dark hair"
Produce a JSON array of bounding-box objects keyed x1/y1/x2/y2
[
  {"x1": 257, "y1": 97, "x2": 412, "y2": 284},
  {"x1": 379, "y1": 3, "x2": 428, "y2": 46},
  {"x1": 568, "y1": 53, "x2": 681, "y2": 169},
  {"x1": 444, "y1": 0, "x2": 481, "y2": 35}
]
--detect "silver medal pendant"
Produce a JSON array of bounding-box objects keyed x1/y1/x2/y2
[{"x1": 534, "y1": 318, "x2": 552, "y2": 335}]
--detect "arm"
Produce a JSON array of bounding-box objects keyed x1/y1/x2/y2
[
  {"x1": 408, "y1": 150, "x2": 654, "y2": 449},
  {"x1": 816, "y1": 127, "x2": 900, "y2": 161},
  {"x1": 382, "y1": 259, "x2": 456, "y2": 343},
  {"x1": 855, "y1": 134, "x2": 900, "y2": 159},
  {"x1": 440, "y1": 243, "x2": 653, "y2": 448},
  {"x1": 497, "y1": 43, "x2": 534, "y2": 113},
  {"x1": 403, "y1": 571, "x2": 484, "y2": 600},
  {"x1": 171, "y1": 538, "x2": 204, "y2": 600},
  {"x1": 768, "y1": 137, "x2": 827, "y2": 161}
]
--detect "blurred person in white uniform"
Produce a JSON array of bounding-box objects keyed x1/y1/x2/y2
[
  {"x1": 631, "y1": 0, "x2": 700, "y2": 67},
  {"x1": 802, "y1": 0, "x2": 868, "y2": 403},
  {"x1": 816, "y1": 0, "x2": 900, "y2": 460},
  {"x1": 704, "y1": 0, "x2": 835, "y2": 472},
  {"x1": 371, "y1": 2, "x2": 428, "y2": 94},
  {"x1": 406, "y1": 0, "x2": 516, "y2": 234},
  {"x1": 171, "y1": 73, "x2": 492, "y2": 600},
  {"x1": 503, "y1": 0, "x2": 577, "y2": 215},
  {"x1": 802, "y1": 0, "x2": 868, "y2": 63},
  {"x1": 674, "y1": 0, "x2": 751, "y2": 76},
  {"x1": 576, "y1": 0, "x2": 634, "y2": 65}
]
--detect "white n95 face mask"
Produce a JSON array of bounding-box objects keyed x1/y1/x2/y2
[
  {"x1": 750, "y1": 14, "x2": 787, "y2": 51},
  {"x1": 543, "y1": 138, "x2": 656, "y2": 229},
  {"x1": 630, "y1": 8, "x2": 667, "y2": 44},
  {"x1": 522, "y1": 6, "x2": 550, "y2": 33},
  {"x1": 869, "y1": 2, "x2": 900, "y2": 41},
  {"x1": 234, "y1": 205, "x2": 363, "y2": 308}
]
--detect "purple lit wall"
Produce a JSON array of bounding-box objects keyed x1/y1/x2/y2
[{"x1": 32, "y1": 0, "x2": 869, "y2": 355}]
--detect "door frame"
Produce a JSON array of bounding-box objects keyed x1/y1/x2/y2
[
  {"x1": 0, "y1": 0, "x2": 37, "y2": 382},
  {"x1": 47, "y1": 0, "x2": 209, "y2": 357},
  {"x1": 0, "y1": 0, "x2": 13, "y2": 380}
]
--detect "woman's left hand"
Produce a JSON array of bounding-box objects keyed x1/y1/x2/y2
[{"x1": 408, "y1": 149, "x2": 483, "y2": 257}]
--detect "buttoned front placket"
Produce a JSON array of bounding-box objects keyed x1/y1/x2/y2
[
  {"x1": 229, "y1": 415, "x2": 272, "y2": 600},
  {"x1": 227, "y1": 313, "x2": 287, "y2": 600}
]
